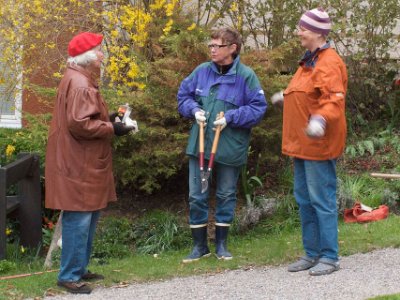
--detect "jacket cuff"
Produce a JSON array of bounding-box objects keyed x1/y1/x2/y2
[{"x1": 224, "y1": 111, "x2": 233, "y2": 124}]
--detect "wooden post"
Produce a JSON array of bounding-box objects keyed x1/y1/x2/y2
[
  {"x1": 370, "y1": 173, "x2": 400, "y2": 179},
  {"x1": 18, "y1": 154, "x2": 42, "y2": 249},
  {"x1": 0, "y1": 168, "x2": 6, "y2": 260}
]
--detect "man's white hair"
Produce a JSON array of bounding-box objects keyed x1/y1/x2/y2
[{"x1": 67, "y1": 49, "x2": 98, "y2": 67}]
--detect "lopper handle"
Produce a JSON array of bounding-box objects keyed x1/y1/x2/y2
[
  {"x1": 208, "y1": 112, "x2": 224, "y2": 169},
  {"x1": 211, "y1": 112, "x2": 224, "y2": 154},
  {"x1": 199, "y1": 121, "x2": 205, "y2": 169}
]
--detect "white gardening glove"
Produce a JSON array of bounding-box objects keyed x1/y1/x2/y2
[
  {"x1": 305, "y1": 115, "x2": 326, "y2": 138},
  {"x1": 271, "y1": 91, "x2": 284, "y2": 106},
  {"x1": 213, "y1": 116, "x2": 227, "y2": 131},
  {"x1": 194, "y1": 110, "x2": 206, "y2": 125},
  {"x1": 125, "y1": 116, "x2": 139, "y2": 133}
]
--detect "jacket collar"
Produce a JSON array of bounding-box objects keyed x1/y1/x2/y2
[
  {"x1": 299, "y1": 41, "x2": 331, "y2": 68},
  {"x1": 67, "y1": 63, "x2": 99, "y2": 88},
  {"x1": 210, "y1": 55, "x2": 240, "y2": 76}
]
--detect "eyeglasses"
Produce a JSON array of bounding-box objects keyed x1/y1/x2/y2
[
  {"x1": 296, "y1": 26, "x2": 309, "y2": 32},
  {"x1": 207, "y1": 44, "x2": 230, "y2": 50}
]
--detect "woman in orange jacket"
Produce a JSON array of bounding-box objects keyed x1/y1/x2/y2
[{"x1": 272, "y1": 8, "x2": 347, "y2": 276}]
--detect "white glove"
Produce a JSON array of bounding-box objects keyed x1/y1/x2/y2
[
  {"x1": 305, "y1": 115, "x2": 326, "y2": 138},
  {"x1": 194, "y1": 110, "x2": 206, "y2": 125},
  {"x1": 125, "y1": 116, "x2": 139, "y2": 133},
  {"x1": 271, "y1": 91, "x2": 284, "y2": 106},
  {"x1": 213, "y1": 116, "x2": 227, "y2": 130}
]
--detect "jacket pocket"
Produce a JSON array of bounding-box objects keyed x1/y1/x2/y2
[
  {"x1": 215, "y1": 127, "x2": 250, "y2": 166},
  {"x1": 217, "y1": 87, "x2": 238, "y2": 106},
  {"x1": 55, "y1": 132, "x2": 84, "y2": 179},
  {"x1": 86, "y1": 141, "x2": 112, "y2": 170}
]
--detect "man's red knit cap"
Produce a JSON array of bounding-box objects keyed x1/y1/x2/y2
[{"x1": 68, "y1": 32, "x2": 103, "y2": 57}]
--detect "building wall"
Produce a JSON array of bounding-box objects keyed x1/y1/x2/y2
[{"x1": 21, "y1": 34, "x2": 72, "y2": 122}]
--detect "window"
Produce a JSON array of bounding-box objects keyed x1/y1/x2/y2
[{"x1": 0, "y1": 58, "x2": 22, "y2": 128}]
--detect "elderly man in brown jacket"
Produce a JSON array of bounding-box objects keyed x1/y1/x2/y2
[{"x1": 45, "y1": 32, "x2": 133, "y2": 294}]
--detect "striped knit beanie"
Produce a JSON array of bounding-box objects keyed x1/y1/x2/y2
[{"x1": 299, "y1": 8, "x2": 331, "y2": 36}]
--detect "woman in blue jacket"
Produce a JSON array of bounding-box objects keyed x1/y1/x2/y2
[{"x1": 177, "y1": 28, "x2": 267, "y2": 262}]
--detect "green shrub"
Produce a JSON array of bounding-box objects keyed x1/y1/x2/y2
[
  {"x1": 92, "y1": 216, "x2": 134, "y2": 262},
  {"x1": 98, "y1": 26, "x2": 209, "y2": 194},
  {"x1": 10, "y1": 113, "x2": 51, "y2": 169},
  {"x1": 0, "y1": 128, "x2": 17, "y2": 167},
  {"x1": 346, "y1": 130, "x2": 400, "y2": 160},
  {"x1": 102, "y1": 26, "x2": 292, "y2": 195},
  {"x1": 381, "y1": 188, "x2": 400, "y2": 214},
  {"x1": 0, "y1": 260, "x2": 16, "y2": 274},
  {"x1": 0, "y1": 113, "x2": 50, "y2": 180}
]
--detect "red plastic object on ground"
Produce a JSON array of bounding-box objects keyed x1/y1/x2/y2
[{"x1": 344, "y1": 202, "x2": 389, "y2": 223}]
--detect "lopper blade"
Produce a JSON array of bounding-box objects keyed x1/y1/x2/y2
[{"x1": 201, "y1": 171, "x2": 210, "y2": 193}]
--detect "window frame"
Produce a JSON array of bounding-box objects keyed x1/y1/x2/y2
[{"x1": 0, "y1": 60, "x2": 23, "y2": 129}]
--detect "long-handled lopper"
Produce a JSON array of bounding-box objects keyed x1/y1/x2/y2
[
  {"x1": 200, "y1": 111, "x2": 224, "y2": 193},
  {"x1": 199, "y1": 118, "x2": 206, "y2": 191}
]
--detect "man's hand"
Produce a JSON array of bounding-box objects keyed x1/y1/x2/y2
[
  {"x1": 112, "y1": 122, "x2": 135, "y2": 136},
  {"x1": 194, "y1": 110, "x2": 206, "y2": 125},
  {"x1": 305, "y1": 115, "x2": 326, "y2": 138},
  {"x1": 213, "y1": 116, "x2": 227, "y2": 131}
]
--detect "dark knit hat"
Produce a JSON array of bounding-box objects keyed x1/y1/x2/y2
[
  {"x1": 68, "y1": 32, "x2": 103, "y2": 57},
  {"x1": 299, "y1": 8, "x2": 331, "y2": 36}
]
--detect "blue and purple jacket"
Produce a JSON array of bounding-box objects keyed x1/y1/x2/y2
[{"x1": 177, "y1": 56, "x2": 267, "y2": 166}]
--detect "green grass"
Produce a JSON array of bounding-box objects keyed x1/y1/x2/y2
[
  {"x1": 369, "y1": 296, "x2": 400, "y2": 300},
  {"x1": 1, "y1": 215, "x2": 400, "y2": 299}
]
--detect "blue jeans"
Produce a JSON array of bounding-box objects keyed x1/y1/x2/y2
[
  {"x1": 188, "y1": 157, "x2": 240, "y2": 226},
  {"x1": 293, "y1": 158, "x2": 338, "y2": 261},
  {"x1": 58, "y1": 210, "x2": 100, "y2": 282}
]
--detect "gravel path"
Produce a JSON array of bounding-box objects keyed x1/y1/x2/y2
[{"x1": 42, "y1": 248, "x2": 400, "y2": 300}]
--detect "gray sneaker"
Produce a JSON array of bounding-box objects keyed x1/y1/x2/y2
[
  {"x1": 287, "y1": 256, "x2": 318, "y2": 272},
  {"x1": 309, "y1": 258, "x2": 340, "y2": 276}
]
